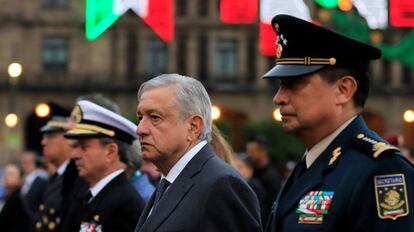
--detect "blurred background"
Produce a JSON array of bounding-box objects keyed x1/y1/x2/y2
[{"x1": 0, "y1": 0, "x2": 413, "y2": 166}]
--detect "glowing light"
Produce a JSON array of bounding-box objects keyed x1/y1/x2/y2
[
  {"x1": 212, "y1": 105, "x2": 221, "y2": 121},
  {"x1": 8, "y1": 63, "x2": 22, "y2": 78},
  {"x1": 339, "y1": 0, "x2": 353, "y2": 11},
  {"x1": 315, "y1": 0, "x2": 338, "y2": 8},
  {"x1": 5, "y1": 113, "x2": 19, "y2": 128},
  {"x1": 404, "y1": 110, "x2": 414, "y2": 123},
  {"x1": 35, "y1": 103, "x2": 51, "y2": 118},
  {"x1": 273, "y1": 108, "x2": 282, "y2": 122}
]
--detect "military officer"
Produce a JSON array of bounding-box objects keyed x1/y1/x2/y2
[
  {"x1": 64, "y1": 100, "x2": 145, "y2": 232},
  {"x1": 263, "y1": 15, "x2": 414, "y2": 232},
  {"x1": 37, "y1": 116, "x2": 73, "y2": 232}
]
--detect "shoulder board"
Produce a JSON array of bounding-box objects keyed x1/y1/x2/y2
[{"x1": 352, "y1": 133, "x2": 400, "y2": 158}]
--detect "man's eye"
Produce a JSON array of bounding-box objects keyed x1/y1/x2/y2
[{"x1": 150, "y1": 115, "x2": 161, "y2": 121}]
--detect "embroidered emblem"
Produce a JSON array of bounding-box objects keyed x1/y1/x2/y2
[
  {"x1": 375, "y1": 174, "x2": 409, "y2": 220},
  {"x1": 274, "y1": 23, "x2": 288, "y2": 59},
  {"x1": 71, "y1": 105, "x2": 82, "y2": 123},
  {"x1": 296, "y1": 191, "x2": 335, "y2": 224},
  {"x1": 329, "y1": 147, "x2": 341, "y2": 165}
]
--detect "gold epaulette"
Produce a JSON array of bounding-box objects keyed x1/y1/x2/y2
[{"x1": 353, "y1": 133, "x2": 400, "y2": 158}]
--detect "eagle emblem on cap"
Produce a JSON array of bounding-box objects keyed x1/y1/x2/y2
[
  {"x1": 274, "y1": 23, "x2": 288, "y2": 59},
  {"x1": 71, "y1": 105, "x2": 82, "y2": 123}
]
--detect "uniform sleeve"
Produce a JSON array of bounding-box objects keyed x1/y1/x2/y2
[
  {"x1": 348, "y1": 156, "x2": 414, "y2": 232},
  {"x1": 201, "y1": 175, "x2": 263, "y2": 232}
]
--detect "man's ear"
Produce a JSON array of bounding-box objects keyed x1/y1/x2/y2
[
  {"x1": 335, "y1": 75, "x2": 357, "y2": 105},
  {"x1": 104, "y1": 143, "x2": 119, "y2": 163},
  {"x1": 187, "y1": 115, "x2": 204, "y2": 142}
]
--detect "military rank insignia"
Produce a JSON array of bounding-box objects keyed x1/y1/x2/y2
[
  {"x1": 375, "y1": 174, "x2": 409, "y2": 220},
  {"x1": 296, "y1": 191, "x2": 334, "y2": 224}
]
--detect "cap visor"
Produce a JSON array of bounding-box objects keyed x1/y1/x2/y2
[
  {"x1": 40, "y1": 125, "x2": 65, "y2": 134},
  {"x1": 64, "y1": 128, "x2": 99, "y2": 139},
  {"x1": 262, "y1": 64, "x2": 326, "y2": 78}
]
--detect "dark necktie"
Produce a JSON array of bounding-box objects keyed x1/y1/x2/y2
[
  {"x1": 282, "y1": 158, "x2": 307, "y2": 195},
  {"x1": 84, "y1": 190, "x2": 93, "y2": 204},
  {"x1": 153, "y1": 179, "x2": 170, "y2": 206}
]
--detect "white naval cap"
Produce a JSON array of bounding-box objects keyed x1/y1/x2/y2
[{"x1": 64, "y1": 100, "x2": 138, "y2": 144}]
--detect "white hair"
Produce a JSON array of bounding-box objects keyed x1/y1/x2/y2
[{"x1": 137, "y1": 74, "x2": 212, "y2": 142}]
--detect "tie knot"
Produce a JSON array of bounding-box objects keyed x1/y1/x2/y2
[
  {"x1": 85, "y1": 190, "x2": 93, "y2": 203},
  {"x1": 154, "y1": 179, "x2": 170, "y2": 205}
]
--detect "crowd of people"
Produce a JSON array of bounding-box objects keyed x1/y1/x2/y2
[{"x1": 0, "y1": 14, "x2": 413, "y2": 232}]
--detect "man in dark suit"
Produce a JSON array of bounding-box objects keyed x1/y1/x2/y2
[
  {"x1": 135, "y1": 74, "x2": 262, "y2": 232},
  {"x1": 263, "y1": 15, "x2": 414, "y2": 232},
  {"x1": 64, "y1": 100, "x2": 145, "y2": 232}
]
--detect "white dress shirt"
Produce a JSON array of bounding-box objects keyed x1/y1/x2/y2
[{"x1": 89, "y1": 169, "x2": 125, "y2": 200}]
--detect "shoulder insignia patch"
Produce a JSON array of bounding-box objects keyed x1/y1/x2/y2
[
  {"x1": 353, "y1": 133, "x2": 399, "y2": 158},
  {"x1": 375, "y1": 174, "x2": 409, "y2": 220}
]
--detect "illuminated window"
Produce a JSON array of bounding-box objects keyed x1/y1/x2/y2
[
  {"x1": 144, "y1": 37, "x2": 166, "y2": 75},
  {"x1": 42, "y1": 36, "x2": 68, "y2": 71},
  {"x1": 42, "y1": 0, "x2": 68, "y2": 8},
  {"x1": 215, "y1": 39, "x2": 238, "y2": 79}
]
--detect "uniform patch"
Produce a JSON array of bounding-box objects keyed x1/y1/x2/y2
[
  {"x1": 296, "y1": 191, "x2": 335, "y2": 224},
  {"x1": 375, "y1": 174, "x2": 409, "y2": 220}
]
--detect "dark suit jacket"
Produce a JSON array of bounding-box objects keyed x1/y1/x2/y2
[
  {"x1": 79, "y1": 172, "x2": 145, "y2": 232},
  {"x1": 0, "y1": 189, "x2": 30, "y2": 232},
  {"x1": 135, "y1": 145, "x2": 262, "y2": 232},
  {"x1": 265, "y1": 115, "x2": 414, "y2": 232},
  {"x1": 22, "y1": 175, "x2": 47, "y2": 232}
]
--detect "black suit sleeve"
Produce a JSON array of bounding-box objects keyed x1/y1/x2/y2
[{"x1": 202, "y1": 175, "x2": 262, "y2": 232}]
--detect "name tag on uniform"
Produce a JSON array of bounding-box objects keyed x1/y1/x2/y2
[{"x1": 296, "y1": 191, "x2": 334, "y2": 224}]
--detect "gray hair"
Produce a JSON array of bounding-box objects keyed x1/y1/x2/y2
[{"x1": 137, "y1": 74, "x2": 212, "y2": 142}]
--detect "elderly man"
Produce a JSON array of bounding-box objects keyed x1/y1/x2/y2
[
  {"x1": 64, "y1": 100, "x2": 145, "y2": 232},
  {"x1": 263, "y1": 15, "x2": 414, "y2": 232},
  {"x1": 134, "y1": 74, "x2": 262, "y2": 232}
]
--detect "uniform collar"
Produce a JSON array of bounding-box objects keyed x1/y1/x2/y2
[
  {"x1": 305, "y1": 116, "x2": 357, "y2": 168},
  {"x1": 90, "y1": 169, "x2": 124, "y2": 198}
]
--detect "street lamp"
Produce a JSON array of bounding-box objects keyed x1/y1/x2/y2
[
  {"x1": 273, "y1": 108, "x2": 282, "y2": 122},
  {"x1": 5, "y1": 113, "x2": 19, "y2": 128},
  {"x1": 404, "y1": 110, "x2": 414, "y2": 123},
  {"x1": 212, "y1": 105, "x2": 221, "y2": 121},
  {"x1": 35, "y1": 103, "x2": 51, "y2": 118},
  {"x1": 8, "y1": 63, "x2": 23, "y2": 79},
  {"x1": 6, "y1": 62, "x2": 22, "y2": 127}
]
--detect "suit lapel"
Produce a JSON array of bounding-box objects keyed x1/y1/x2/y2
[
  {"x1": 138, "y1": 145, "x2": 215, "y2": 232},
  {"x1": 82, "y1": 172, "x2": 127, "y2": 220},
  {"x1": 275, "y1": 115, "x2": 366, "y2": 221}
]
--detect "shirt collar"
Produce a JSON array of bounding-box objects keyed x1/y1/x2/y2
[
  {"x1": 90, "y1": 169, "x2": 124, "y2": 198},
  {"x1": 164, "y1": 140, "x2": 207, "y2": 184},
  {"x1": 57, "y1": 159, "x2": 70, "y2": 176},
  {"x1": 305, "y1": 116, "x2": 357, "y2": 168}
]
